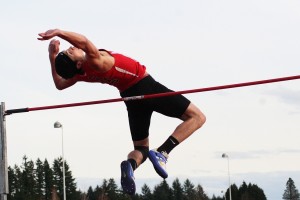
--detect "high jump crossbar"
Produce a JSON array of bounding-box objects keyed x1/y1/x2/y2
[{"x1": 4, "y1": 75, "x2": 300, "y2": 115}]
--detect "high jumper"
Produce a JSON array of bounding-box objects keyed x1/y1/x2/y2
[{"x1": 37, "y1": 29, "x2": 206, "y2": 195}]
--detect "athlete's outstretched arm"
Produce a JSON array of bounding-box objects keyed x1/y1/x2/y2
[
  {"x1": 38, "y1": 29, "x2": 99, "y2": 61},
  {"x1": 48, "y1": 39, "x2": 77, "y2": 90}
]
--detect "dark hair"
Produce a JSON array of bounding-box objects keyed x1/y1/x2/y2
[{"x1": 55, "y1": 52, "x2": 82, "y2": 79}]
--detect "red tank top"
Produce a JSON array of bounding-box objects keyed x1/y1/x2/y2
[{"x1": 77, "y1": 50, "x2": 146, "y2": 91}]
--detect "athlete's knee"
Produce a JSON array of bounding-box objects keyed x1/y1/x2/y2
[
  {"x1": 134, "y1": 145, "x2": 149, "y2": 164},
  {"x1": 196, "y1": 109, "x2": 206, "y2": 128},
  {"x1": 184, "y1": 103, "x2": 206, "y2": 129}
]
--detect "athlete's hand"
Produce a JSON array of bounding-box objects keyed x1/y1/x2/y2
[
  {"x1": 38, "y1": 29, "x2": 60, "y2": 40},
  {"x1": 48, "y1": 39, "x2": 60, "y2": 56}
]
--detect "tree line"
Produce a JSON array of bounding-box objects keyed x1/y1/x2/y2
[
  {"x1": 7, "y1": 156, "x2": 299, "y2": 200},
  {"x1": 8, "y1": 156, "x2": 80, "y2": 200}
]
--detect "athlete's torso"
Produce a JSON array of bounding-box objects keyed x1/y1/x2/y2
[{"x1": 76, "y1": 50, "x2": 147, "y2": 91}]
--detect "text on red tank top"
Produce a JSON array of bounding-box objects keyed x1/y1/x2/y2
[{"x1": 78, "y1": 51, "x2": 146, "y2": 91}]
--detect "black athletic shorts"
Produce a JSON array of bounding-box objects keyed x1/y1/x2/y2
[{"x1": 120, "y1": 75, "x2": 191, "y2": 141}]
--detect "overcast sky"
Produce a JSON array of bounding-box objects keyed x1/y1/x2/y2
[{"x1": 1, "y1": 0, "x2": 300, "y2": 199}]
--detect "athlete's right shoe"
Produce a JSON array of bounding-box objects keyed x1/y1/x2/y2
[
  {"x1": 120, "y1": 160, "x2": 136, "y2": 195},
  {"x1": 148, "y1": 149, "x2": 168, "y2": 179}
]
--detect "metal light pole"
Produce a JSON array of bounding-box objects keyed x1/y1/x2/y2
[
  {"x1": 222, "y1": 153, "x2": 232, "y2": 200},
  {"x1": 54, "y1": 121, "x2": 66, "y2": 200}
]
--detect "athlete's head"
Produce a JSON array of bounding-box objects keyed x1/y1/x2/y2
[{"x1": 55, "y1": 51, "x2": 84, "y2": 79}]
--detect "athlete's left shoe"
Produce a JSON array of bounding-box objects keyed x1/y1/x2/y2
[
  {"x1": 120, "y1": 160, "x2": 136, "y2": 195},
  {"x1": 148, "y1": 149, "x2": 169, "y2": 179}
]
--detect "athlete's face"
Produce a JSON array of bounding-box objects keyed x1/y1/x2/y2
[{"x1": 64, "y1": 47, "x2": 85, "y2": 62}]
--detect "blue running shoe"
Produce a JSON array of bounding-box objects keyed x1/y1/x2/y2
[
  {"x1": 148, "y1": 149, "x2": 168, "y2": 179},
  {"x1": 121, "y1": 160, "x2": 136, "y2": 195}
]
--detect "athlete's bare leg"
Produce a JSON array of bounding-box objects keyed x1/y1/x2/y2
[
  {"x1": 127, "y1": 103, "x2": 205, "y2": 167},
  {"x1": 127, "y1": 138, "x2": 149, "y2": 167},
  {"x1": 171, "y1": 103, "x2": 206, "y2": 143}
]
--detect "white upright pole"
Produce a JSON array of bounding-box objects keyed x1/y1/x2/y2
[
  {"x1": 61, "y1": 126, "x2": 66, "y2": 200},
  {"x1": 227, "y1": 156, "x2": 232, "y2": 200},
  {"x1": 54, "y1": 121, "x2": 66, "y2": 200},
  {"x1": 222, "y1": 153, "x2": 232, "y2": 200},
  {"x1": 0, "y1": 102, "x2": 8, "y2": 200}
]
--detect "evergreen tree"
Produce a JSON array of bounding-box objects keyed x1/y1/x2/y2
[
  {"x1": 239, "y1": 181, "x2": 250, "y2": 200},
  {"x1": 172, "y1": 178, "x2": 184, "y2": 200},
  {"x1": 106, "y1": 178, "x2": 120, "y2": 199},
  {"x1": 93, "y1": 185, "x2": 102, "y2": 200},
  {"x1": 183, "y1": 179, "x2": 197, "y2": 200},
  {"x1": 13, "y1": 165, "x2": 23, "y2": 199},
  {"x1": 21, "y1": 156, "x2": 37, "y2": 200},
  {"x1": 230, "y1": 184, "x2": 239, "y2": 200},
  {"x1": 250, "y1": 183, "x2": 267, "y2": 200},
  {"x1": 43, "y1": 159, "x2": 54, "y2": 200},
  {"x1": 99, "y1": 179, "x2": 109, "y2": 199},
  {"x1": 195, "y1": 184, "x2": 209, "y2": 200},
  {"x1": 283, "y1": 178, "x2": 300, "y2": 200},
  {"x1": 118, "y1": 191, "x2": 134, "y2": 200},
  {"x1": 64, "y1": 161, "x2": 80, "y2": 199},
  {"x1": 35, "y1": 158, "x2": 45, "y2": 199},
  {"x1": 52, "y1": 157, "x2": 80, "y2": 200},
  {"x1": 237, "y1": 182, "x2": 266, "y2": 200},
  {"x1": 211, "y1": 195, "x2": 224, "y2": 200},
  {"x1": 86, "y1": 186, "x2": 96, "y2": 200},
  {"x1": 153, "y1": 179, "x2": 172, "y2": 200},
  {"x1": 8, "y1": 166, "x2": 15, "y2": 200},
  {"x1": 238, "y1": 182, "x2": 267, "y2": 200},
  {"x1": 141, "y1": 184, "x2": 153, "y2": 200},
  {"x1": 8, "y1": 156, "x2": 83, "y2": 200},
  {"x1": 52, "y1": 157, "x2": 64, "y2": 199},
  {"x1": 131, "y1": 194, "x2": 142, "y2": 200}
]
